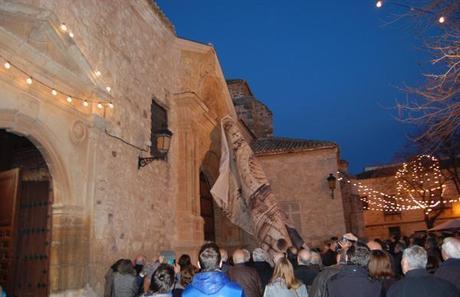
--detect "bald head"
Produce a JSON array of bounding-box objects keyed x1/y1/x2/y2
[
  {"x1": 367, "y1": 241, "x2": 382, "y2": 251},
  {"x1": 232, "y1": 249, "x2": 246, "y2": 264},
  {"x1": 297, "y1": 249, "x2": 312, "y2": 266},
  {"x1": 220, "y1": 249, "x2": 228, "y2": 262},
  {"x1": 242, "y1": 249, "x2": 251, "y2": 262}
]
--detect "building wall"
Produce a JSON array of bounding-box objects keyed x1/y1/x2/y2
[
  {"x1": 0, "y1": 1, "x2": 236, "y2": 296},
  {"x1": 227, "y1": 80, "x2": 273, "y2": 138},
  {"x1": 358, "y1": 174, "x2": 460, "y2": 239},
  {"x1": 256, "y1": 149, "x2": 346, "y2": 247},
  {"x1": 227, "y1": 80, "x2": 253, "y2": 99}
]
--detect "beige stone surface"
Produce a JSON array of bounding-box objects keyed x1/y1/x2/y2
[
  {"x1": 256, "y1": 149, "x2": 346, "y2": 247},
  {"x1": 0, "y1": 0, "x2": 236, "y2": 295},
  {"x1": 0, "y1": 1, "x2": 355, "y2": 295}
]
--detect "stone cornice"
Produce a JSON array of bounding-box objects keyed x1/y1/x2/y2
[
  {"x1": 254, "y1": 145, "x2": 338, "y2": 157},
  {"x1": 175, "y1": 37, "x2": 213, "y2": 54},
  {"x1": 174, "y1": 91, "x2": 217, "y2": 129}
]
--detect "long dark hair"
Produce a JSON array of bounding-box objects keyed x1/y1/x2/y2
[
  {"x1": 117, "y1": 259, "x2": 135, "y2": 275},
  {"x1": 178, "y1": 254, "x2": 192, "y2": 270},
  {"x1": 111, "y1": 258, "x2": 125, "y2": 272}
]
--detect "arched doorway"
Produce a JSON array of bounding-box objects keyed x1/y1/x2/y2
[
  {"x1": 200, "y1": 172, "x2": 215, "y2": 242},
  {"x1": 0, "y1": 129, "x2": 52, "y2": 297}
]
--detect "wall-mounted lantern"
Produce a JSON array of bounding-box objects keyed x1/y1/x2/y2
[
  {"x1": 138, "y1": 129, "x2": 173, "y2": 169},
  {"x1": 327, "y1": 173, "x2": 337, "y2": 199}
]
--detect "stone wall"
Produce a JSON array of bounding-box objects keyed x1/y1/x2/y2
[
  {"x1": 0, "y1": 1, "x2": 236, "y2": 295},
  {"x1": 227, "y1": 80, "x2": 273, "y2": 138},
  {"x1": 227, "y1": 79, "x2": 253, "y2": 99},
  {"x1": 256, "y1": 148, "x2": 346, "y2": 247},
  {"x1": 338, "y1": 160, "x2": 365, "y2": 237}
]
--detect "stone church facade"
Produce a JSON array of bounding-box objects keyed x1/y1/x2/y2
[{"x1": 0, "y1": 1, "x2": 349, "y2": 296}]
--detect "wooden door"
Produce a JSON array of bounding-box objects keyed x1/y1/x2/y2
[
  {"x1": 0, "y1": 169, "x2": 20, "y2": 293},
  {"x1": 13, "y1": 181, "x2": 51, "y2": 297},
  {"x1": 200, "y1": 173, "x2": 216, "y2": 242}
]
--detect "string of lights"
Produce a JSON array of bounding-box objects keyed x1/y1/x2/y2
[
  {"x1": 375, "y1": 0, "x2": 447, "y2": 24},
  {"x1": 338, "y1": 155, "x2": 460, "y2": 213},
  {"x1": 0, "y1": 22, "x2": 114, "y2": 111}
]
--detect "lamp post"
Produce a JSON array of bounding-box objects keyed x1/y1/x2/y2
[
  {"x1": 138, "y1": 129, "x2": 173, "y2": 169},
  {"x1": 327, "y1": 173, "x2": 337, "y2": 199}
]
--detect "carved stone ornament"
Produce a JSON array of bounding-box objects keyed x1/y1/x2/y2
[{"x1": 69, "y1": 120, "x2": 87, "y2": 144}]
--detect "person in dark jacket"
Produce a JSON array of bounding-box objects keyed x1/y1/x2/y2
[
  {"x1": 310, "y1": 249, "x2": 347, "y2": 297},
  {"x1": 387, "y1": 245, "x2": 460, "y2": 297},
  {"x1": 228, "y1": 249, "x2": 263, "y2": 297},
  {"x1": 104, "y1": 259, "x2": 124, "y2": 297},
  {"x1": 322, "y1": 239, "x2": 338, "y2": 267},
  {"x1": 327, "y1": 246, "x2": 381, "y2": 297},
  {"x1": 113, "y1": 259, "x2": 139, "y2": 297},
  {"x1": 287, "y1": 246, "x2": 299, "y2": 270},
  {"x1": 251, "y1": 248, "x2": 274, "y2": 290},
  {"x1": 294, "y1": 249, "x2": 318, "y2": 287},
  {"x1": 434, "y1": 237, "x2": 460, "y2": 291},
  {"x1": 183, "y1": 242, "x2": 243, "y2": 297},
  {"x1": 368, "y1": 250, "x2": 396, "y2": 296}
]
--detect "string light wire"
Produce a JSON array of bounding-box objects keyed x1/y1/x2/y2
[{"x1": 0, "y1": 23, "x2": 114, "y2": 111}]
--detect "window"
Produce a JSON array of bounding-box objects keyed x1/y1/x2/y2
[
  {"x1": 388, "y1": 226, "x2": 401, "y2": 237},
  {"x1": 150, "y1": 99, "x2": 168, "y2": 157}
]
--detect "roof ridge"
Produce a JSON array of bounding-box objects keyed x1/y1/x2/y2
[
  {"x1": 251, "y1": 136, "x2": 337, "y2": 156},
  {"x1": 256, "y1": 136, "x2": 336, "y2": 144}
]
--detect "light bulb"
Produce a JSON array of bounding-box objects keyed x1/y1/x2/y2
[
  {"x1": 4, "y1": 62, "x2": 11, "y2": 69},
  {"x1": 108, "y1": 102, "x2": 114, "y2": 109},
  {"x1": 438, "y1": 16, "x2": 445, "y2": 24},
  {"x1": 66, "y1": 96, "x2": 72, "y2": 103},
  {"x1": 60, "y1": 23, "x2": 68, "y2": 32},
  {"x1": 97, "y1": 103, "x2": 103, "y2": 109},
  {"x1": 26, "y1": 77, "x2": 33, "y2": 85},
  {"x1": 376, "y1": 0, "x2": 383, "y2": 8},
  {"x1": 69, "y1": 32, "x2": 74, "y2": 38},
  {"x1": 83, "y1": 100, "x2": 89, "y2": 107},
  {"x1": 51, "y1": 89, "x2": 57, "y2": 96},
  {"x1": 95, "y1": 70, "x2": 101, "y2": 77},
  {"x1": 106, "y1": 86, "x2": 111, "y2": 93}
]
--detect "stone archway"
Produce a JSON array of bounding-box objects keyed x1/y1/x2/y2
[
  {"x1": 0, "y1": 112, "x2": 72, "y2": 208},
  {"x1": 0, "y1": 129, "x2": 53, "y2": 297},
  {"x1": 0, "y1": 111, "x2": 89, "y2": 295}
]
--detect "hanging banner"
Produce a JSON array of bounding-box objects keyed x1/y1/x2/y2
[{"x1": 211, "y1": 116, "x2": 304, "y2": 253}]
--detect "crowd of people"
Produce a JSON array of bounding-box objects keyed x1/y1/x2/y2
[{"x1": 104, "y1": 232, "x2": 460, "y2": 297}]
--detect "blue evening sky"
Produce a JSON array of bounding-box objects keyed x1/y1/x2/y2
[{"x1": 157, "y1": 1, "x2": 432, "y2": 174}]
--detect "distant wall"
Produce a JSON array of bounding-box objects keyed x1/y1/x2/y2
[{"x1": 257, "y1": 148, "x2": 346, "y2": 247}]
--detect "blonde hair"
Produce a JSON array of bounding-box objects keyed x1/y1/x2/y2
[{"x1": 271, "y1": 257, "x2": 301, "y2": 290}]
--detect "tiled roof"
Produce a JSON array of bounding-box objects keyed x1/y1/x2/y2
[
  {"x1": 355, "y1": 166, "x2": 399, "y2": 179},
  {"x1": 251, "y1": 137, "x2": 337, "y2": 155},
  {"x1": 356, "y1": 157, "x2": 460, "y2": 180},
  {"x1": 226, "y1": 79, "x2": 246, "y2": 85}
]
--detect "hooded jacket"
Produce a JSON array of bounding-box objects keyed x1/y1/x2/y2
[{"x1": 183, "y1": 271, "x2": 244, "y2": 297}]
